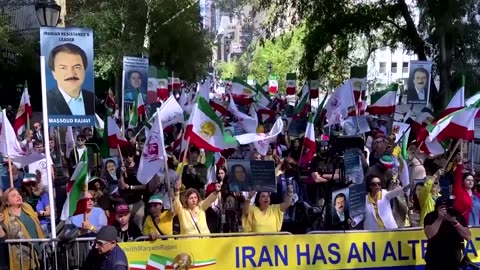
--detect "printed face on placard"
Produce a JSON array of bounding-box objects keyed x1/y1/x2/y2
[{"x1": 52, "y1": 52, "x2": 86, "y2": 96}]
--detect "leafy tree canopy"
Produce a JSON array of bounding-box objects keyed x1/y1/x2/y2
[
  {"x1": 67, "y1": 0, "x2": 212, "y2": 91},
  {"x1": 255, "y1": 0, "x2": 480, "y2": 110}
]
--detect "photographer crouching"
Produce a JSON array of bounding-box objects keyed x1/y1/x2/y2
[{"x1": 424, "y1": 196, "x2": 472, "y2": 270}]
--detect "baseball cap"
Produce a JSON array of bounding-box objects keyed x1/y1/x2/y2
[
  {"x1": 115, "y1": 203, "x2": 130, "y2": 213},
  {"x1": 148, "y1": 194, "x2": 163, "y2": 204},
  {"x1": 96, "y1": 226, "x2": 119, "y2": 243}
]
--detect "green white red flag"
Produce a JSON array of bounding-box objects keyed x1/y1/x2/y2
[
  {"x1": 184, "y1": 96, "x2": 237, "y2": 152},
  {"x1": 231, "y1": 78, "x2": 256, "y2": 105},
  {"x1": 128, "y1": 91, "x2": 145, "y2": 128},
  {"x1": 426, "y1": 100, "x2": 480, "y2": 143},
  {"x1": 286, "y1": 73, "x2": 296, "y2": 95},
  {"x1": 438, "y1": 84, "x2": 464, "y2": 119},
  {"x1": 13, "y1": 85, "x2": 32, "y2": 136},
  {"x1": 303, "y1": 113, "x2": 316, "y2": 161},
  {"x1": 366, "y1": 83, "x2": 398, "y2": 115},
  {"x1": 61, "y1": 155, "x2": 88, "y2": 220}
]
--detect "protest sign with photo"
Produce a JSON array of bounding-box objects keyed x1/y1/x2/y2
[
  {"x1": 344, "y1": 148, "x2": 364, "y2": 185},
  {"x1": 407, "y1": 61, "x2": 432, "y2": 105},
  {"x1": 332, "y1": 187, "x2": 350, "y2": 225},
  {"x1": 123, "y1": 56, "x2": 149, "y2": 105},
  {"x1": 348, "y1": 183, "x2": 366, "y2": 218},
  {"x1": 227, "y1": 160, "x2": 276, "y2": 192},
  {"x1": 40, "y1": 27, "x2": 95, "y2": 126}
]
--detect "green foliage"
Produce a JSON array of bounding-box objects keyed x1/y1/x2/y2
[
  {"x1": 67, "y1": 0, "x2": 212, "y2": 85},
  {"x1": 66, "y1": 0, "x2": 147, "y2": 85},
  {"x1": 148, "y1": 0, "x2": 213, "y2": 81},
  {"x1": 246, "y1": 29, "x2": 304, "y2": 89},
  {"x1": 0, "y1": 11, "x2": 41, "y2": 107},
  {"x1": 215, "y1": 61, "x2": 239, "y2": 79},
  {"x1": 215, "y1": 28, "x2": 304, "y2": 89},
  {"x1": 256, "y1": 0, "x2": 480, "y2": 110}
]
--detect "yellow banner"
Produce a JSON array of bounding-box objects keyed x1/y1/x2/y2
[{"x1": 120, "y1": 228, "x2": 480, "y2": 269}]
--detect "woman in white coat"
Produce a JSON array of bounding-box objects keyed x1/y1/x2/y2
[{"x1": 358, "y1": 174, "x2": 411, "y2": 230}]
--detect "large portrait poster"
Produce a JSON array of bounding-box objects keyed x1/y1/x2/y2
[
  {"x1": 407, "y1": 61, "x2": 432, "y2": 105},
  {"x1": 40, "y1": 27, "x2": 95, "y2": 126},
  {"x1": 123, "y1": 56, "x2": 149, "y2": 106}
]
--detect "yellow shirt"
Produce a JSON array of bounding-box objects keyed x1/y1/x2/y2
[
  {"x1": 367, "y1": 192, "x2": 385, "y2": 229},
  {"x1": 143, "y1": 211, "x2": 176, "y2": 235},
  {"x1": 173, "y1": 192, "x2": 217, "y2": 235},
  {"x1": 419, "y1": 177, "x2": 439, "y2": 226},
  {"x1": 246, "y1": 204, "x2": 284, "y2": 233},
  {"x1": 392, "y1": 145, "x2": 401, "y2": 158}
]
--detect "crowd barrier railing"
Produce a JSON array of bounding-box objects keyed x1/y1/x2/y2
[{"x1": 4, "y1": 232, "x2": 292, "y2": 270}]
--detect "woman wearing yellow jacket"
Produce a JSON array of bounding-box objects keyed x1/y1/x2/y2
[{"x1": 172, "y1": 180, "x2": 221, "y2": 235}]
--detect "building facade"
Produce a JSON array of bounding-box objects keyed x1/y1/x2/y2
[{"x1": 367, "y1": 46, "x2": 418, "y2": 92}]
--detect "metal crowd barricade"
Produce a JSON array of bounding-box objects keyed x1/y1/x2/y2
[
  {"x1": 306, "y1": 226, "x2": 424, "y2": 234},
  {"x1": 4, "y1": 232, "x2": 292, "y2": 270},
  {"x1": 5, "y1": 238, "x2": 59, "y2": 270}
]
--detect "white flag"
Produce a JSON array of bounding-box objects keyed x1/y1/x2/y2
[
  {"x1": 325, "y1": 80, "x2": 355, "y2": 125},
  {"x1": 158, "y1": 95, "x2": 184, "y2": 127},
  {"x1": 197, "y1": 78, "x2": 211, "y2": 102},
  {"x1": 137, "y1": 108, "x2": 167, "y2": 184},
  {"x1": 65, "y1": 126, "x2": 75, "y2": 158},
  {"x1": 235, "y1": 117, "x2": 284, "y2": 155},
  {"x1": 228, "y1": 93, "x2": 258, "y2": 133},
  {"x1": 0, "y1": 110, "x2": 43, "y2": 167}
]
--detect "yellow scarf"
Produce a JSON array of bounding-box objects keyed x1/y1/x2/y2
[
  {"x1": 3, "y1": 203, "x2": 45, "y2": 270},
  {"x1": 367, "y1": 191, "x2": 385, "y2": 229}
]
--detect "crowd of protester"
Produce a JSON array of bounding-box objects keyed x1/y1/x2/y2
[{"x1": 0, "y1": 100, "x2": 477, "y2": 269}]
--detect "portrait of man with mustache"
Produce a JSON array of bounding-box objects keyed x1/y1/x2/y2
[
  {"x1": 407, "y1": 66, "x2": 430, "y2": 104},
  {"x1": 46, "y1": 43, "x2": 95, "y2": 116}
]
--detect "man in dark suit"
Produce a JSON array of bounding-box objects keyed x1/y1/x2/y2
[
  {"x1": 332, "y1": 193, "x2": 349, "y2": 225},
  {"x1": 47, "y1": 43, "x2": 95, "y2": 115},
  {"x1": 407, "y1": 67, "x2": 429, "y2": 104}
]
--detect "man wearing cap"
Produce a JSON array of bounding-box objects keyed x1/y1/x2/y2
[
  {"x1": 81, "y1": 226, "x2": 128, "y2": 270},
  {"x1": 113, "y1": 202, "x2": 142, "y2": 242}
]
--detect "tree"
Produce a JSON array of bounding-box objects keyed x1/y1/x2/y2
[
  {"x1": 0, "y1": 4, "x2": 41, "y2": 108},
  {"x1": 67, "y1": 0, "x2": 212, "y2": 97},
  {"x1": 215, "y1": 61, "x2": 239, "y2": 79},
  {"x1": 256, "y1": 0, "x2": 480, "y2": 111}
]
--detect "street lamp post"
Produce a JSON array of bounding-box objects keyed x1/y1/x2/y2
[{"x1": 35, "y1": 0, "x2": 61, "y2": 27}]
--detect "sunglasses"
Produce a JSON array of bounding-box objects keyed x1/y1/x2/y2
[
  {"x1": 86, "y1": 197, "x2": 94, "y2": 202},
  {"x1": 434, "y1": 182, "x2": 439, "y2": 185},
  {"x1": 370, "y1": 182, "x2": 381, "y2": 187},
  {"x1": 149, "y1": 203, "x2": 162, "y2": 207}
]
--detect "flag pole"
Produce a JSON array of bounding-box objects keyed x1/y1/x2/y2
[
  {"x1": 117, "y1": 144, "x2": 127, "y2": 178},
  {"x1": 40, "y1": 56, "x2": 57, "y2": 240},
  {"x1": 7, "y1": 157, "x2": 13, "y2": 188}
]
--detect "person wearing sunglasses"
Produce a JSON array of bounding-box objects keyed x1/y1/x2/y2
[
  {"x1": 143, "y1": 194, "x2": 175, "y2": 240},
  {"x1": 353, "y1": 174, "x2": 412, "y2": 230},
  {"x1": 68, "y1": 133, "x2": 94, "y2": 175},
  {"x1": 64, "y1": 191, "x2": 108, "y2": 237}
]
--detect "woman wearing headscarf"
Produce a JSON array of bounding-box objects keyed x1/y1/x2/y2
[{"x1": 0, "y1": 188, "x2": 45, "y2": 270}]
